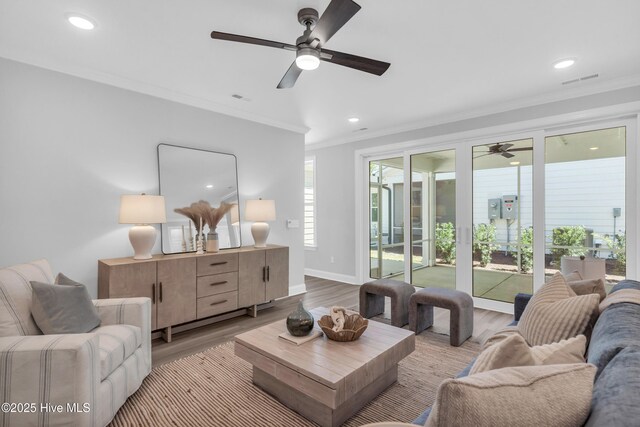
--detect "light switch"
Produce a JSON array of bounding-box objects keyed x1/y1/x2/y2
[{"x1": 286, "y1": 219, "x2": 300, "y2": 229}]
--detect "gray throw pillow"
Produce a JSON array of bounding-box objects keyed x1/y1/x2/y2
[{"x1": 30, "y1": 273, "x2": 100, "y2": 334}]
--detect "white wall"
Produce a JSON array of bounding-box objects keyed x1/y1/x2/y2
[
  {"x1": 473, "y1": 159, "x2": 625, "y2": 254},
  {"x1": 0, "y1": 58, "x2": 305, "y2": 297},
  {"x1": 305, "y1": 86, "x2": 640, "y2": 280}
]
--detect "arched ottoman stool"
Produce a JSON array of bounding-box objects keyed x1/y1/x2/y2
[
  {"x1": 408, "y1": 288, "x2": 474, "y2": 346},
  {"x1": 359, "y1": 279, "x2": 415, "y2": 327}
]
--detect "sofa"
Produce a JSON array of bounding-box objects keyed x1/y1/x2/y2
[
  {"x1": 412, "y1": 279, "x2": 640, "y2": 426},
  {"x1": 0, "y1": 259, "x2": 151, "y2": 427}
]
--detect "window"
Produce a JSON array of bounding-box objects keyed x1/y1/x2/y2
[{"x1": 304, "y1": 157, "x2": 317, "y2": 248}]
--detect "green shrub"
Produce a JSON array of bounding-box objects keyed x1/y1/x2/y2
[
  {"x1": 599, "y1": 232, "x2": 626, "y2": 273},
  {"x1": 517, "y1": 227, "x2": 533, "y2": 273},
  {"x1": 474, "y1": 223, "x2": 499, "y2": 267},
  {"x1": 551, "y1": 226, "x2": 587, "y2": 265},
  {"x1": 435, "y1": 222, "x2": 456, "y2": 264}
]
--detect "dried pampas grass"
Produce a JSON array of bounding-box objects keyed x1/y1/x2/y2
[
  {"x1": 174, "y1": 206, "x2": 201, "y2": 233},
  {"x1": 174, "y1": 201, "x2": 235, "y2": 233},
  {"x1": 204, "y1": 201, "x2": 234, "y2": 231}
]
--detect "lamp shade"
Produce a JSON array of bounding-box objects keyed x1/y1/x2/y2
[
  {"x1": 230, "y1": 203, "x2": 240, "y2": 225},
  {"x1": 245, "y1": 199, "x2": 276, "y2": 222},
  {"x1": 119, "y1": 194, "x2": 167, "y2": 224}
]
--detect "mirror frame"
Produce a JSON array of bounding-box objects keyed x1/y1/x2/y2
[{"x1": 157, "y1": 143, "x2": 241, "y2": 254}]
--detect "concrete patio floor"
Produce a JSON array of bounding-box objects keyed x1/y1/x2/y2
[{"x1": 375, "y1": 260, "x2": 533, "y2": 303}]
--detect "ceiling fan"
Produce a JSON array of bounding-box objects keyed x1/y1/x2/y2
[
  {"x1": 210, "y1": 0, "x2": 390, "y2": 89},
  {"x1": 474, "y1": 143, "x2": 533, "y2": 159}
]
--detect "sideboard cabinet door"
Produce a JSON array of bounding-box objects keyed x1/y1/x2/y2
[
  {"x1": 238, "y1": 250, "x2": 266, "y2": 307},
  {"x1": 156, "y1": 258, "x2": 197, "y2": 329},
  {"x1": 98, "y1": 262, "x2": 157, "y2": 330},
  {"x1": 266, "y1": 247, "x2": 289, "y2": 301}
]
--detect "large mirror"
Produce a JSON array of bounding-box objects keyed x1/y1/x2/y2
[{"x1": 158, "y1": 143, "x2": 241, "y2": 254}]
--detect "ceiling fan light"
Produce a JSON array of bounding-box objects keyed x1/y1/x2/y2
[{"x1": 296, "y1": 47, "x2": 320, "y2": 70}]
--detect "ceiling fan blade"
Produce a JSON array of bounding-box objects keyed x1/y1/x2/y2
[
  {"x1": 505, "y1": 147, "x2": 533, "y2": 152},
  {"x1": 501, "y1": 152, "x2": 515, "y2": 159},
  {"x1": 211, "y1": 31, "x2": 297, "y2": 51},
  {"x1": 321, "y1": 49, "x2": 390, "y2": 75},
  {"x1": 277, "y1": 61, "x2": 303, "y2": 89},
  {"x1": 498, "y1": 143, "x2": 514, "y2": 151},
  {"x1": 307, "y1": 0, "x2": 361, "y2": 46}
]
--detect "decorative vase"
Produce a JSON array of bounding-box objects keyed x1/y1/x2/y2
[
  {"x1": 286, "y1": 301, "x2": 314, "y2": 337},
  {"x1": 206, "y1": 231, "x2": 219, "y2": 252},
  {"x1": 195, "y1": 233, "x2": 205, "y2": 255}
]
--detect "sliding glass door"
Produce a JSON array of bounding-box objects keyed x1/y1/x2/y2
[
  {"x1": 363, "y1": 119, "x2": 635, "y2": 309},
  {"x1": 472, "y1": 139, "x2": 533, "y2": 303},
  {"x1": 369, "y1": 157, "x2": 404, "y2": 279},
  {"x1": 545, "y1": 126, "x2": 627, "y2": 289},
  {"x1": 409, "y1": 149, "x2": 457, "y2": 288}
]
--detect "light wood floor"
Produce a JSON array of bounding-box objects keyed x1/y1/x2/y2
[{"x1": 151, "y1": 276, "x2": 512, "y2": 367}]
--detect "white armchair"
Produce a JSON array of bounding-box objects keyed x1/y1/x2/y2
[{"x1": 0, "y1": 260, "x2": 151, "y2": 427}]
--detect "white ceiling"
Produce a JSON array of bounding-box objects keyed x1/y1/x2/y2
[{"x1": 1, "y1": 0, "x2": 640, "y2": 146}]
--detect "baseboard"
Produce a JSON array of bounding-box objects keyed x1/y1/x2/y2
[
  {"x1": 304, "y1": 268, "x2": 359, "y2": 285},
  {"x1": 289, "y1": 283, "x2": 307, "y2": 296}
]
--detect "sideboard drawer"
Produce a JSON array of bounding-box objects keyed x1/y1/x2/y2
[
  {"x1": 197, "y1": 291, "x2": 238, "y2": 319},
  {"x1": 197, "y1": 272, "x2": 238, "y2": 297},
  {"x1": 196, "y1": 253, "x2": 238, "y2": 276}
]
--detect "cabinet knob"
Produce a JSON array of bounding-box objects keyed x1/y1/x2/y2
[
  {"x1": 210, "y1": 261, "x2": 228, "y2": 267},
  {"x1": 209, "y1": 281, "x2": 228, "y2": 286},
  {"x1": 210, "y1": 299, "x2": 228, "y2": 306}
]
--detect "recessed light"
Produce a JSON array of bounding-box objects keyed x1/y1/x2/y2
[
  {"x1": 510, "y1": 161, "x2": 520, "y2": 166},
  {"x1": 66, "y1": 14, "x2": 96, "y2": 30},
  {"x1": 553, "y1": 58, "x2": 575, "y2": 69},
  {"x1": 205, "y1": 184, "x2": 214, "y2": 189},
  {"x1": 590, "y1": 147, "x2": 599, "y2": 151},
  {"x1": 348, "y1": 117, "x2": 360, "y2": 123}
]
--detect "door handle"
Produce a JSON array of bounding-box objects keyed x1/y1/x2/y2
[
  {"x1": 210, "y1": 261, "x2": 228, "y2": 267},
  {"x1": 267, "y1": 266, "x2": 270, "y2": 282},
  {"x1": 152, "y1": 283, "x2": 156, "y2": 304},
  {"x1": 209, "y1": 281, "x2": 228, "y2": 286},
  {"x1": 210, "y1": 299, "x2": 228, "y2": 306},
  {"x1": 159, "y1": 282, "x2": 163, "y2": 303},
  {"x1": 262, "y1": 266, "x2": 266, "y2": 282}
]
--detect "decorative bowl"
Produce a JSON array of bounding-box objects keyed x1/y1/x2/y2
[{"x1": 317, "y1": 314, "x2": 368, "y2": 342}]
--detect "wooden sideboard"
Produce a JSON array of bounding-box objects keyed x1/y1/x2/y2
[{"x1": 98, "y1": 245, "x2": 289, "y2": 341}]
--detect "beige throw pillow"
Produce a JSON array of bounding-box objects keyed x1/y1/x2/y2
[
  {"x1": 518, "y1": 273, "x2": 599, "y2": 346},
  {"x1": 481, "y1": 325, "x2": 521, "y2": 350},
  {"x1": 564, "y1": 270, "x2": 582, "y2": 282},
  {"x1": 426, "y1": 363, "x2": 596, "y2": 427},
  {"x1": 471, "y1": 334, "x2": 533, "y2": 374},
  {"x1": 568, "y1": 278, "x2": 607, "y2": 302},
  {"x1": 471, "y1": 334, "x2": 587, "y2": 374}
]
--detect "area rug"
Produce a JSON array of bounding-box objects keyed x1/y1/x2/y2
[{"x1": 110, "y1": 332, "x2": 479, "y2": 426}]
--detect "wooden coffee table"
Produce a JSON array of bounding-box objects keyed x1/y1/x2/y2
[{"x1": 235, "y1": 307, "x2": 415, "y2": 427}]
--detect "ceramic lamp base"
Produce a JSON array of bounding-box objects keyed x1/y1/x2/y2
[
  {"x1": 129, "y1": 225, "x2": 156, "y2": 260},
  {"x1": 251, "y1": 222, "x2": 270, "y2": 248}
]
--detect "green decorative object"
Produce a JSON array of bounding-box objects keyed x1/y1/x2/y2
[{"x1": 286, "y1": 301, "x2": 314, "y2": 337}]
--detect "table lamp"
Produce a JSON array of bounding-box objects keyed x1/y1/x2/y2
[
  {"x1": 119, "y1": 194, "x2": 166, "y2": 260},
  {"x1": 245, "y1": 199, "x2": 276, "y2": 248}
]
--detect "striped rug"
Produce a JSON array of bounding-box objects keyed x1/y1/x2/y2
[{"x1": 110, "y1": 331, "x2": 479, "y2": 426}]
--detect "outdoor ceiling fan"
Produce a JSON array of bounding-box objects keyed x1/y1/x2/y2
[
  {"x1": 474, "y1": 143, "x2": 533, "y2": 159},
  {"x1": 210, "y1": 0, "x2": 390, "y2": 89}
]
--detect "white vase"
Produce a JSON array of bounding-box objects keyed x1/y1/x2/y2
[{"x1": 206, "y1": 231, "x2": 219, "y2": 252}]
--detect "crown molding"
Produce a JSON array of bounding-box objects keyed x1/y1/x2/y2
[
  {"x1": 305, "y1": 73, "x2": 640, "y2": 151},
  {"x1": 0, "y1": 51, "x2": 310, "y2": 135}
]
